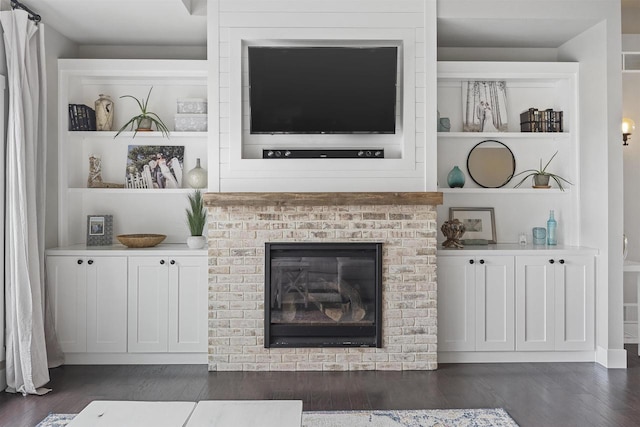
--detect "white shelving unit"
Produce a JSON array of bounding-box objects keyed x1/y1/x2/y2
[
  {"x1": 58, "y1": 59, "x2": 208, "y2": 246},
  {"x1": 436, "y1": 61, "x2": 580, "y2": 245}
]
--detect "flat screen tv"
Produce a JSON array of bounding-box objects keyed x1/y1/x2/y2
[{"x1": 248, "y1": 46, "x2": 398, "y2": 134}]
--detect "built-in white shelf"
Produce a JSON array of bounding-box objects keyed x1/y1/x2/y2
[
  {"x1": 67, "y1": 188, "x2": 200, "y2": 195},
  {"x1": 437, "y1": 132, "x2": 571, "y2": 140},
  {"x1": 438, "y1": 187, "x2": 568, "y2": 194},
  {"x1": 67, "y1": 131, "x2": 207, "y2": 139}
]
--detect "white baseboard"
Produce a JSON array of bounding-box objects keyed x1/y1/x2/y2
[
  {"x1": 62, "y1": 352, "x2": 207, "y2": 365},
  {"x1": 438, "y1": 351, "x2": 596, "y2": 364},
  {"x1": 595, "y1": 346, "x2": 628, "y2": 368}
]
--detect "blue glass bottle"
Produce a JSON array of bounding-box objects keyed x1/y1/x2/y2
[
  {"x1": 447, "y1": 166, "x2": 465, "y2": 188},
  {"x1": 547, "y1": 210, "x2": 557, "y2": 245}
]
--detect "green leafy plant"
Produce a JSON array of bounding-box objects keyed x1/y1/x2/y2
[
  {"x1": 513, "y1": 151, "x2": 572, "y2": 191},
  {"x1": 115, "y1": 86, "x2": 170, "y2": 138},
  {"x1": 186, "y1": 189, "x2": 206, "y2": 236}
]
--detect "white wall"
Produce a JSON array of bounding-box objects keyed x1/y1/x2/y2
[
  {"x1": 622, "y1": 34, "x2": 640, "y2": 342},
  {"x1": 559, "y1": 14, "x2": 625, "y2": 368},
  {"x1": 209, "y1": 0, "x2": 437, "y2": 192}
]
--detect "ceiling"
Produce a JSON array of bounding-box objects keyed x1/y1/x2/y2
[
  {"x1": 11, "y1": 0, "x2": 634, "y2": 47},
  {"x1": 20, "y1": 0, "x2": 207, "y2": 46}
]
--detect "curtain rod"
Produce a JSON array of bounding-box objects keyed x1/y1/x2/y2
[{"x1": 10, "y1": 0, "x2": 41, "y2": 23}]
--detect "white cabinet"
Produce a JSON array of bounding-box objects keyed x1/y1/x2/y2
[
  {"x1": 128, "y1": 255, "x2": 207, "y2": 353},
  {"x1": 438, "y1": 246, "x2": 595, "y2": 361},
  {"x1": 47, "y1": 255, "x2": 127, "y2": 353},
  {"x1": 516, "y1": 255, "x2": 595, "y2": 351},
  {"x1": 438, "y1": 255, "x2": 514, "y2": 352}
]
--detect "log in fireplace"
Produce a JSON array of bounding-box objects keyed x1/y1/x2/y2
[{"x1": 264, "y1": 242, "x2": 382, "y2": 348}]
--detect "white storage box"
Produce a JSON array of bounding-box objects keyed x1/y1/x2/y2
[
  {"x1": 175, "y1": 114, "x2": 207, "y2": 132},
  {"x1": 177, "y1": 98, "x2": 207, "y2": 114}
]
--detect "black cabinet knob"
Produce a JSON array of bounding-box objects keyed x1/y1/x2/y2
[
  {"x1": 549, "y1": 259, "x2": 555, "y2": 264},
  {"x1": 479, "y1": 259, "x2": 485, "y2": 264},
  {"x1": 559, "y1": 259, "x2": 565, "y2": 264},
  {"x1": 170, "y1": 260, "x2": 176, "y2": 265},
  {"x1": 87, "y1": 260, "x2": 94, "y2": 265},
  {"x1": 77, "y1": 259, "x2": 83, "y2": 265},
  {"x1": 160, "y1": 259, "x2": 165, "y2": 265},
  {"x1": 469, "y1": 259, "x2": 475, "y2": 264}
]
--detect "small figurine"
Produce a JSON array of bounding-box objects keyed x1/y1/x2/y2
[{"x1": 441, "y1": 219, "x2": 466, "y2": 249}]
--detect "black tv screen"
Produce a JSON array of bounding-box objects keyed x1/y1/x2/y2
[{"x1": 248, "y1": 46, "x2": 398, "y2": 134}]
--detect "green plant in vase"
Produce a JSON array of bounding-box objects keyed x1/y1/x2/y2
[
  {"x1": 513, "y1": 151, "x2": 572, "y2": 191},
  {"x1": 186, "y1": 189, "x2": 207, "y2": 249},
  {"x1": 115, "y1": 86, "x2": 170, "y2": 138}
]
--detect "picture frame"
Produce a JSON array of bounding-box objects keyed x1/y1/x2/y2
[
  {"x1": 125, "y1": 145, "x2": 185, "y2": 189},
  {"x1": 462, "y1": 81, "x2": 508, "y2": 132},
  {"x1": 86, "y1": 214, "x2": 113, "y2": 246},
  {"x1": 449, "y1": 207, "x2": 496, "y2": 244}
]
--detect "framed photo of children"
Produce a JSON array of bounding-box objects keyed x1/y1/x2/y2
[
  {"x1": 86, "y1": 215, "x2": 113, "y2": 246},
  {"x1": 449, "y1": 207, "x2": 496, "y2": 244}
]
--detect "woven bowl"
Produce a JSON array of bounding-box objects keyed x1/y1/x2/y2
[{"x1": 116, "y1": 234, "x2": 166, "y2": 248}]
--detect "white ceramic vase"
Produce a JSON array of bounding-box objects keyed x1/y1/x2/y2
[{"x1": 187, "y1": 235, "x2": 206, "y2": 249}]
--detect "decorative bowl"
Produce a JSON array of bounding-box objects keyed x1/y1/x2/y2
[{"x1": 116, "y1": 234, "x2": 166, "y2": 248}]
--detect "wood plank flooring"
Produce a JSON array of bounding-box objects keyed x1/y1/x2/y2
[{"x1": 2, "y1": 346, "x2": 640, "y2": 427}]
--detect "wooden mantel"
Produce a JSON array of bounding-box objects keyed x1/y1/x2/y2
[{"x1": 203, "y1": 192, "x2": 443, "y2": 207}]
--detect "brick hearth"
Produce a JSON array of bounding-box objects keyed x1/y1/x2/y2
[{"x1": 204, "y1": 192, "x2": 442, "y2": 371}]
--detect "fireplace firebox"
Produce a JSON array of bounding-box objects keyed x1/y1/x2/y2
[{"x1": 264, "y1": 242, "x2": 382, "y2": 348}]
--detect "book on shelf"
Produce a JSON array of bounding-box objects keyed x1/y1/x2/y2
[
  {"x1": 68, "y1": 104, "x2": 96, "y2": 131},
  {"x1": 520, "y1": 108, "x2": 563, "y2": 133}
]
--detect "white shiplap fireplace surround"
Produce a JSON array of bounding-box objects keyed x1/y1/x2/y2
[{"x1": 204, "y1": 192, "x2": 443, "y2": 371}]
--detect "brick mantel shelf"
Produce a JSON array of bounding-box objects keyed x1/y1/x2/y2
[{"x1": 203, "y1": 192, "x2": 443, "y2": 207}]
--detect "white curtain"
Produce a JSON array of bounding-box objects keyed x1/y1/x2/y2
[{"x1": 1, "y1": 9, "x2": 50, "y2": 395}]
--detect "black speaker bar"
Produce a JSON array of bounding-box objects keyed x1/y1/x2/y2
[{"x1": 262, "y1": 149, "x2": 384, "y2": 159}]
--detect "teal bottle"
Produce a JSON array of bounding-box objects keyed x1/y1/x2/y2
[
  {"x1": 447, "y1": 166, "x2": 465, "y2": 188},
  {"x1": 547, "y1": 210, "x2": 557, "y2": 245}
]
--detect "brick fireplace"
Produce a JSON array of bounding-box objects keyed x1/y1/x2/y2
[{"x1": 204, "y1": 192, "x2": 442, "y2": 371}]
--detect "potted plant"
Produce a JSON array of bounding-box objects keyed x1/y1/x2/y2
[
  {"x1": 513, "y1": 151, "x2": 572, "y2": 191},
  {"x1": 115, "y1": 86, "x2": 170, "y2": 138},
  {"x1": 186, "y1": 189, "x2": 207, "y2": 249}
]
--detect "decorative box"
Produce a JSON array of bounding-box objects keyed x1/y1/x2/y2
[
  {"x1": 177, "y1": 98, "x2": 207, "y2": 114},
  {"x1": 175, "y1": 114, "x2": 208, "y2": 132}
]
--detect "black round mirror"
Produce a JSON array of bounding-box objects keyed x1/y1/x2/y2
[{"x1": 466, "y1": 140, "x2": 516, "y2": 188}]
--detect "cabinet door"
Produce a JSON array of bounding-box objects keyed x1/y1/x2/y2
[
  {"x1": 516, "y1": 256, "x2": 555, "y2": 351},
  {"x1": 554, "y1": 255, "x2": 595, "y2": 351},
  {"x1": 437, "y1": 256, "x2": 476, "y2": 351},
  {"x1": 128, "y1": 257, "x2": 169, "y2": 353},
  {"x1": 86, "y1": 256, "x2": 128, "y2": 353},
  {"x1": 167, "y1": 256, "x2": 208, "y2": 352},
  {"x1": 475, "y1": 256, "x2": 515, "y2": 351},
  {"x1": 47, "y1": 256, "x2": 87, "y2": 353}
]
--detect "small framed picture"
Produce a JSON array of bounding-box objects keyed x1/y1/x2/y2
[
  {"x1": 449, "y1": 207, "x2": 496, "y2": 244},
  {"x1": 87, "y1": 215, "x2": 113, "y2": 246}
]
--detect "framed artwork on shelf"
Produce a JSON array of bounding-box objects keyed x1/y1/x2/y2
[
  {"x1": 125, "y1": 145, "x2": 185, "y2": 189},
  {"x1": 462, "y1": 81, "x2": 508, "y2": 132},
  {"x1": 86, "y1": 214, "x2": 113, "y2": 246},
  {"x1": 449, "y1": 207, "x2": 496, "y2": 244}
]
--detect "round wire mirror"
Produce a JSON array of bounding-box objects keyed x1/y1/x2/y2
[{"x1": 466, "y1": 140, "x2": 516, "y2": 188}]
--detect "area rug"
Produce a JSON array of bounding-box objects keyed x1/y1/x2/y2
[{"x1": 37, "y1": 409, "x2": 519, "y2": 427}]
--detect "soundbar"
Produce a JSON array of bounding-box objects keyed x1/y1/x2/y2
[{"x1": 262, "y1": 149, "x2": 384, "y2": 159}]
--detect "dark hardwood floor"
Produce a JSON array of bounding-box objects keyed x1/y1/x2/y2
[{"x1": 2, "y1": 346, "x2": 640, "y2": 427}]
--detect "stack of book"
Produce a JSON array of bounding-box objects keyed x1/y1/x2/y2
[
  {"x1": 520, "y1": 108, "x2": 563, "y2": 133},
  {"x1": 68, "y1": 104, "x2": 97, "y2": 131}
]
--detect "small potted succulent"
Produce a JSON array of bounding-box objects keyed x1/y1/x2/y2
[
  {"x1": 513, "y1": 151, "x2": 572, "y2": 191},
  {"x1": 186, "y1": 189, "x2": 207, "y2": 249},
  {"x1": 115, "y1": 86, "x2": 170, "y2": 138}
]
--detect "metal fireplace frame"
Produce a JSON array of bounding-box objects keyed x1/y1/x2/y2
[{"x1": 264, "y1": 242, "x2": 383, "y2": 348}]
